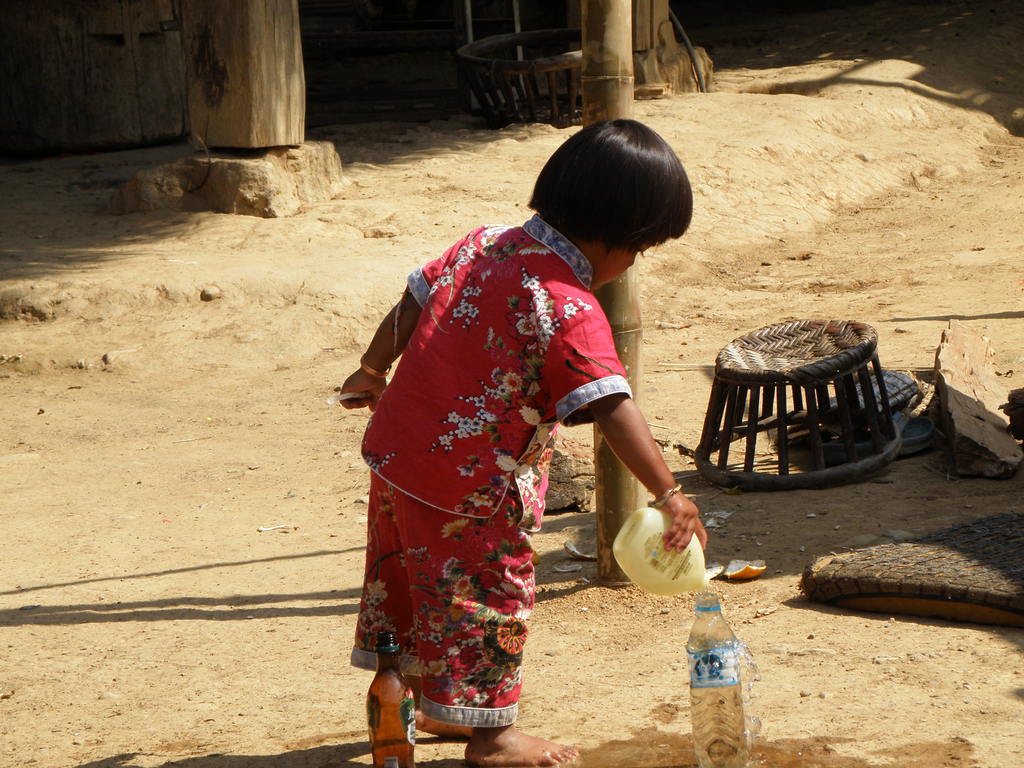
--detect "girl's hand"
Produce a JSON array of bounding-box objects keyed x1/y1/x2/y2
[
  {"x1": 334, "y1": 369, "x2": 387, "y2": 412},
  {"x1": 661, "y1": 493, "x2": 708, "y2": 552}
]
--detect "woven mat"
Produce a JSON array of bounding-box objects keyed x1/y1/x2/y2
[{"x1": 801, "y1": 512, "x2": 1024, "y2": 627}]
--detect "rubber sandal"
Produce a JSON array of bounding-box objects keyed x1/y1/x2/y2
[{"x1": 822, "y1": 412, "x2": 934, "y2": 466}]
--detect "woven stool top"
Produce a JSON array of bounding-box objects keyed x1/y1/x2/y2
[{"x1": 716, "y1": 320, "x2": 878, "y2": 384}]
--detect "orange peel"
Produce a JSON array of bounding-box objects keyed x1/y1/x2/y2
[{"x1": 724, "y1": 559, "x2": 767, "y2": 580}]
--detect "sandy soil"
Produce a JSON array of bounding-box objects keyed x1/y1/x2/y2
[{"x1": 2, "y1": 2, "x2": 1023, "y2": 767}]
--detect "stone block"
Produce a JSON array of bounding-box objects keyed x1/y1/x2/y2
[{"x1": 111, "y1": 140, "x2": 343, "y2": 218}]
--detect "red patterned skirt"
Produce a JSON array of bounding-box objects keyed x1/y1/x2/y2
[{"x1": 350, "y1": 472, "x2": 535, "y2": 727}]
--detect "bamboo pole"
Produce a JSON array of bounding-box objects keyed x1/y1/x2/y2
[{"x1": 582, "y1": 0, "x2": 640, "y2": 587}]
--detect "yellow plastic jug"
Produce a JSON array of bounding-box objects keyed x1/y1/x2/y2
[{"x1": 612, "y1": 507, "x2": 707, "y2": 595}]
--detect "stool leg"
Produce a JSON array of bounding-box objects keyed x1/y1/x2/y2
[
  {"x1": 856, "y1": 364, "x2": 886, "y2": 451},
  {"x1": 744, "y1": 386, "x2": 761, "y2": 472},
  {"x1": 717, "y1": 385, "x2": 745, "y2": 470},
  {"x1": 761, "y1": 383, "x2": 775, "y2": 418},
  {"x1": 804, "y1": 385, "x2": 826, "y2": 470},
  {"x1": 792, "y1": 386, "x2": 804, "y2": 411},
  {"x1": 816, "y1": 382, "x2": 831, "y2": 419},
  {"x1": 832, "y1": 376, "x2": 859, "y2": 463},
  {"x1": 697, "y1": 379, "x2": 728, "y2": 457},
  {"x1": 842, "y1": 372, "x2": 861, "y2": 412},
  {"x1": 776, "y1": 384, "x2": 790, "y2": 475},
  {"x1": 736, "y1": 386, "x2": 749, "y2": 428},
  {"x1": 870, "y1": 355, "x2": 896, "y2": 437}
]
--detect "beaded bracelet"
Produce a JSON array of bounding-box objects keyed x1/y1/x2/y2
[
  {"x1": 650, "y1": 484, "x2": 683, "y2": 509},
  {"x1": 359, "y1": 354, "x2": 391, "y2": 379}
]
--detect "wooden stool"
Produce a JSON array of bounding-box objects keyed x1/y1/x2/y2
[{"x1": 694, "y1": 320, "x2": 902, "y2": 491}]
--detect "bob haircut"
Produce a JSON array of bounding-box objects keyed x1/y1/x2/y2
[{"x1": 528, "y1": 119, "x2": 692, "y2": 252}]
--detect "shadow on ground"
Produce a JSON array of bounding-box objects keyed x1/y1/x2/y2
[{"x1": 688, "y1": 0, "x2": 1024, "y2": 136}]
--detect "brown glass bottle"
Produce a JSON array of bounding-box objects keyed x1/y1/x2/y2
[{"x1": 366, "y1": 631, "x2": 415, "y2": 768}]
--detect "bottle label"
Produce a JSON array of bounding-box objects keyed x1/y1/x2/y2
[
  {"x1": 400, "y1": 695, "x2": 416, "y2": 745},
  {"x1": 688, "y1": 644, "x2": 741, "y2": 688},
  {"x1": 366, "y1": 693, "x2": 416, "y2": 747},
  {"x1": 643, "y1": 532, "x2": 697, "y2": 579}
]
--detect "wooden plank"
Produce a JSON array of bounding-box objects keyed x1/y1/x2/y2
[
  {"x1": 632, "y1": 0, "x2": 652, "y2": 51},
  {"x1": 182, "y1": 0, "x2": 305, "y2": 148},
  {"x1": 631, "y1": 0, "x2": 671, "y2": 51},
  {"x1": 130, "y1": 0, "x2": 188, "y2": 144},
  {"x1": 934, "y1": 320, "x2": 1023, "y2": 478},
  {"x1": 83, "y1": 1, "x2": 142, "y2": 146}
]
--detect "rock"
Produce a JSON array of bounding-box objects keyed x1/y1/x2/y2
[
  {"x1": 362, "y1": 223, "x2": 398, "y2": 239},
  {"x1": 102, "y1": 349, "x2": 136, "y2": 366},
  {"x1": 111, "y1": 141, "x2": 344, "y2": 218},
  {"x1": 544, "y1": 438, "x2": 594, "y2": 513},
  {"x1": 1000, "y1": 387, "x2": 1024, "y2": 440},
  {"x1": 200, "y1": 285, "x2": 222, "y2": 302},
  {"x1": 1009, "y1": 107, "x2": 1024, "y2": 138},
  {"x1": 934, "y1": 320, "x2": 1023, "y2": 478}
]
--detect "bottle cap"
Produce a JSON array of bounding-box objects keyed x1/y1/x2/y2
[{"x1": 375, "y1": 631, "x2": 401, "y2": 654}]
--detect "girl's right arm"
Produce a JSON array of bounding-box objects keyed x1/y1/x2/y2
[{"x1": 337, "y1": 289, "x2": 423, "y2": 411}]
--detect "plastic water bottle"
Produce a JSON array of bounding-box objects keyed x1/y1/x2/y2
[{"x1": 687, "y1": 591, "x2": 754, "y2": 768}]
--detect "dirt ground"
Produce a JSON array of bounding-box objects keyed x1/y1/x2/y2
[{"x1": 2, "y1": 1, "x2": 1023, "y2": 767}]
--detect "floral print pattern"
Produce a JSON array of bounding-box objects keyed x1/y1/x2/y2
[
  {"x1": 352, "y1": 476, "x2": 534, "y2": 726},
  {"x1": 361, "y1": 218, "x2": 629, "y2": 527}
]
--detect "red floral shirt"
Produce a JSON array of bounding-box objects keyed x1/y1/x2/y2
[{"x1": 361, "y1": 216, "x2": 630, "y2": 530}]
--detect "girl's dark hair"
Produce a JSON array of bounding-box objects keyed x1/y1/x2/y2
[{"x1": 528, "y1": 119, "x2": 692, "y2": 252}]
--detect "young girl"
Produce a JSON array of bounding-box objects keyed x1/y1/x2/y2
[{"x1": 338, "y1": 118, "x2": 707, "y2": 767}]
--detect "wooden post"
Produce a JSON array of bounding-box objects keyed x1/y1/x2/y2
[
  {"x1": 582, "y1": 0, "x2": 641, "y2": 587},
  {"x1": 581, "y1": 1, "x2": 634, "y2": 125},
  {"x1": 180, "y1": 0, "x2": 305, "y2": 149},
  {"x1": 633, "y1": 0, "x2": 709, "y2": 95}
]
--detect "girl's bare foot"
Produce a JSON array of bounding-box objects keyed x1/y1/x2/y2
[
  {"x1": 465, "y1": 724, "x2": 579, "y2": 767},
  {"x1": 416, "y1": 710, "x2": 473, "y2": 740}
]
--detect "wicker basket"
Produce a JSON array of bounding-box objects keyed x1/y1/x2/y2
[{"x1": 456, "y1": 28, "x2": 582, "y2": 128}]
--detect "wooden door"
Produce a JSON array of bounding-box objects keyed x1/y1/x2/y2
[{"x1": 0, "y1": 0, "x2": 187, "y2": 153}]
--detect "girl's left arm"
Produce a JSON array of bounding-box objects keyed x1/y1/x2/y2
[
  {"x1": 589, "y1": 393, "x2": 707, "y2": 551},
  {"x1": 337, "y1": 289, "x2": 423, "y2": 411}
]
